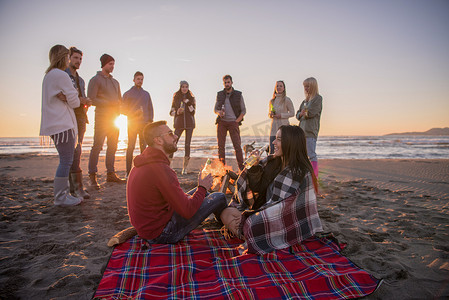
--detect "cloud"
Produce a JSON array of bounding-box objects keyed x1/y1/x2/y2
[{"x1": 177, "y1": 58, "x2": 192, "y2": 62}]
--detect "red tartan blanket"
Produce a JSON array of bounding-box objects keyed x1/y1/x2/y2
[{"x1": 94, "y1": 229, "x2": 380, "y2": 299}]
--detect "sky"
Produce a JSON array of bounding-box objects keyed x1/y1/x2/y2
[{"x1": 0, "y1": 0, "x2": 448, "y2": 137}]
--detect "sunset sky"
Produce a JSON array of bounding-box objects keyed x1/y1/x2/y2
[{"x1": 0, "y1": 0, "x2": 448, "y2": 137}]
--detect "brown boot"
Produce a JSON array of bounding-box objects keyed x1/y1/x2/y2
[
  {"x1": 89, "y1": 173, "x2": 100, "y2": 189},
  {"x1": 107, "y1": 172, "x2": 126, "y2": 183},
  {"x1": 71, "y1": 171, "x2": 90, "y2": 199}
]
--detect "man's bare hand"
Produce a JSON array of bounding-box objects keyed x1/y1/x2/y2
[
  {"x1": 198, "y1": 172, "x2": 213, "y2": 191},
  {"x1": 80, "y1": 97, "x2": 92, "y2": 106}
]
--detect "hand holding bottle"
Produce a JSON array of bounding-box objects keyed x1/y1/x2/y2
[
  {"x1": 244, "y1": 144, "x2": 269, "y2": 169},
  {"x1": 218, "y1": 104, "x2": 225, "y2": 117},
  {"x1": 200, "y1": 158, "x2": 212, "y2": 178},
  {"x1": 80, "y1": 97, "x2": 92, "y2": 107},
  {"x1": 270, "y1": 103, "x2": 276, "y2": 118},
  {"x1": 135, "y1": 106, "x2": 144, "y2": 120},
  {"x1": 300, "y1": 102, "x2": 309, "y2": 118},
  {"x1": 177, "y1": 101, "x2": 185, "y2": 115}
]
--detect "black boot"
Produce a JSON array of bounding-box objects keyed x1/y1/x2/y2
[{"x1": 69, "y1": 173, "x2": 75, "y2": 194}]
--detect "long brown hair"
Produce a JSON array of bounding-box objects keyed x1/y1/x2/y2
[
  {"x1": 46, "y1": 45, "x2": 69, "y2": 74},
  {"x1": 173, "y1": 84, "x2": 195, "y2": 103},
  {"x1": 271, "y1": 80, "x2": 286, "y2": 107},
  {"x1": 279, "y1": 125, "x2": 318, "y2": 193}
]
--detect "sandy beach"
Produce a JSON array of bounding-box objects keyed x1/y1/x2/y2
[{"x1": 0, "y1": 154, "x2": 448, "y2": 299}]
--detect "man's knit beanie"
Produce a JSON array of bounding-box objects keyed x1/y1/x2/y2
[{"x1": 100, "y1": 54, "x2": 114, "y2": 67}]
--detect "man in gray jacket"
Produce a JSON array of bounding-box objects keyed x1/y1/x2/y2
[
  {"x1": 87, "y1": 54, "x2": 125, "y2": 187},
  {"x1": 65, "y1": 47, "x2": 92, "y2": 198}
]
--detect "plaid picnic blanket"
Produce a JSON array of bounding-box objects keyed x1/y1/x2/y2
[{"x1": 94, "y1": 229, "x2": 380, "y2": 300}]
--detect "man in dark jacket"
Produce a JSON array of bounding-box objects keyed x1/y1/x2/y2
[
  {"x1": 214, "y1": 75, "x2": 246, "y2": 170},
  {"x1": 126, "y1": 120, "x2": 227, "y2": 243},
  {"x1": 122, "y1": 71, "x2": 153, "y2": 176}
]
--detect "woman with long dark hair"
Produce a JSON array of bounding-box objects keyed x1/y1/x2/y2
[
  {"x1": 40, "y1": 45, "x2": 84, "y2": 206},
  {"x1": 220, "y1": 125, "x2": 322, "y2": 254},
  {"x1": 296, "y1": 77, "x2": 322, "y2": 177},
  {"x1": 169, "y1": 80, "x2": 196, "y2": 174}
]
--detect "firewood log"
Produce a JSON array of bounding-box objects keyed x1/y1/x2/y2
[{"x1": 107, "y1": 227, "x2": 137, "y2": 247}]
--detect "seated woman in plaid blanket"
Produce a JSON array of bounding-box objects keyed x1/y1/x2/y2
[{"x1": 220, "y1": 125, "x2": 323, "y2": 254}]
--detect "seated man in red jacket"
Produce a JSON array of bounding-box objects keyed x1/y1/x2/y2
[{"x1": 127, "y1": 120, "x2": 227, "y2": 243}]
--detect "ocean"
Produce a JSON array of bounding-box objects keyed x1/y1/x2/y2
[{"x1": 1, "y1": 135, "x2": 448, "y2": 160}]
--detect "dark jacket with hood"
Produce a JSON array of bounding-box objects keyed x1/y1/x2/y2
[
  {"x1": 127, "y1": 146, "x2": 206, "y2": 240},
  {"x1": 170, "y1": 94, "x2": 196, "y2": 129}
]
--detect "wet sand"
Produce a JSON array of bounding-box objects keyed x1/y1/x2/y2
[{"x1": 0, "y1": 154, "x2": 448, "y2": 299}]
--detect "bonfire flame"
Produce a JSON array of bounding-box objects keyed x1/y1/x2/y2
[{"x1": 201, "y1": 159, "x2": 235, "y2": 190}]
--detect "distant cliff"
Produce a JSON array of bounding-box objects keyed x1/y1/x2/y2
[{"x1": 385, "y1": 127, "x2": 449, "y2": 136}]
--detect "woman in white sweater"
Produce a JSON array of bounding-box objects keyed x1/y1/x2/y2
[
  {"x1": 268, "y1": 81, "x2": 295, "y2": 154},
  {"x1": 40, "y1": 45, "x2": 82, "y2": 206}
]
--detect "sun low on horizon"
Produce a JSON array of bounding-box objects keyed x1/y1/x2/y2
[{"x1": 114, "y1": 114, "x2": 128, "y2": 140}]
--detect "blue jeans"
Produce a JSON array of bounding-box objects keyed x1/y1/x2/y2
[
  {"x1": 147, "y1": 190, "x2": 227, "y2": 244},
  {"x1": 88, "y1": 116, "x2": 119, "y2": 174},
  {"x1": 70, "y1": 121, "x2": 86, "y2": 173},
  {"x1": 269, "y1": 135, "x2": 276, "y2": 154},
  {"x1": 51, "y1": 130, "x2": 75, "y2": 177},
  {"x1": 126, "y1": 121, "x2": 146, "y2": 174},
  {"x1": 306, "y1": 137, "x2": 317, "y2": 162}
]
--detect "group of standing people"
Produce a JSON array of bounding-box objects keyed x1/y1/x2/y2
[
  {"x1": 40, "y1": 44, "x2": 323, "y2": 209},
  {"x1": 40, "y1": 45, "x2": 155, "y2": 206},
  {"x1": 268, "y1": 78, "x2": 322, "y2": 177}
]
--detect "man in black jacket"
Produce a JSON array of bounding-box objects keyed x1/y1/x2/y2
[{"x1": 214, "y1": 75, "x2": 246, "y2": 170}]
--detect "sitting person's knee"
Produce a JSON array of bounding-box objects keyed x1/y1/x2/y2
[
  {"x1": 220, "y1": 207, "x2": 242, "y2": 237},
  {"x1": 209, "y1": 192, "x2": 227, "y2": 209}
]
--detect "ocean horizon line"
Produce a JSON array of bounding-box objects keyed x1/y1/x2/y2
[{"x1": 1, "y1": 135, "x2": 448, "y2": 160}]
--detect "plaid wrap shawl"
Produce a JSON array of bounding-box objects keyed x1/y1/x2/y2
[{"x1": 232, "y1": 162, "x2": 323, "y2": 255}]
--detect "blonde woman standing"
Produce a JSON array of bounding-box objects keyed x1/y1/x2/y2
[
  {"x1": 296, "y1": 77, "x2": 322, "y2": 178},
  {"x1": 40, "y1": 45, "x2": 86, "y2": 206},
  {"x1": 268, "y1": 80, "x2": 295, "y2": 154}
]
